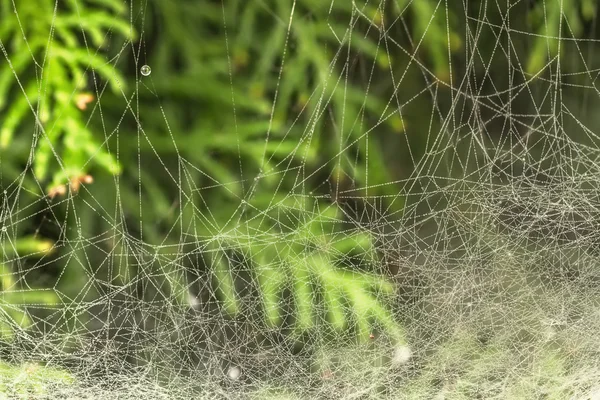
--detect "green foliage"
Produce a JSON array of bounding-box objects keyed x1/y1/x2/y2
[
  {"x1": 0, "y1": 0, "x2": 133, "y2": 342},
  {"x1": 233, "y1": 0, "x2": 402, "y2": 196},
  {"x1": 1, "y1": 0, "x2": 598, "y2": 395},
  {"x1": 0, "y1": 361, "x2": 74, "y2": 397},
  {"x1": 395, "y1": 0, "x2": 462, "y2": 80},
  {"x1": 213, "y1": 199, "x2": 403, "y2": 343},
  {"x1": 0, "y1": 0, "x2": 133, "y2": 190},
  {"x1": 102, "y1": 0, "x2": 413, "y2": 342},
  {"x1": 230, "y1": 0, "x2": 461, "y2": 199},
  {"x1": 527, "y1": 0, "x2": 597, "y2": 74},
  {"x1": 0, "y1": 234, "x2": 59, "y2": 340}
]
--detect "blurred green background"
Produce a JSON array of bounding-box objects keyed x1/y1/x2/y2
[{"x1": 0, "y1": 0, "x2": 598, "y2": 396}]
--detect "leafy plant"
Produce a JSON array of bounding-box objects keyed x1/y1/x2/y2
[
  {"x1": 526, "y1": 0, "x2": 596, "y2": 74},
  {"x1": 90, "y1": 0, "x2": 412, "y2": 342},
  {"x1": 233, "y1": 0, "x2": 408, "y2": 199},
  {"x1": 0, "y1": 0, "x2": 133, "y2": 191},
  {"x1": 2, "y1": 0, "x2": 595, "y2": 390},
  {"x1": 210, "y1": 197, "x2": 403, "y2": 343}
]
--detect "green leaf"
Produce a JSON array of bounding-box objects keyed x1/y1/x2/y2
[{"x1": 212, "y1": 202, "x2": 405, "y2": 343}]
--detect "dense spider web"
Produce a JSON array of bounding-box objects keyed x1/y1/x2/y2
[{"x1": 1, "y1": 0, "x2": 600, "y2": 399}]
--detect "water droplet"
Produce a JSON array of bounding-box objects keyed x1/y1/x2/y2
[
  {"x1": 1, "y1": 227, "x2": 6, "y2": 232},
  {"x1": 227, "y1": 366, "x2": 241, "y2": 380},
  {"x1": 140, "y1": 65, "x2": 151, "y2": 76},
  {"x1": 392, "y1": 345, "x2": 412, "y2": 365},
  {"x1": 187, "y1": 292, "x2": 200, "y2": 309}
]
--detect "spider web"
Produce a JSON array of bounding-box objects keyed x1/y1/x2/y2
[{"x1": 1, "y1": 0, "x2": 600, "y2": 398}]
